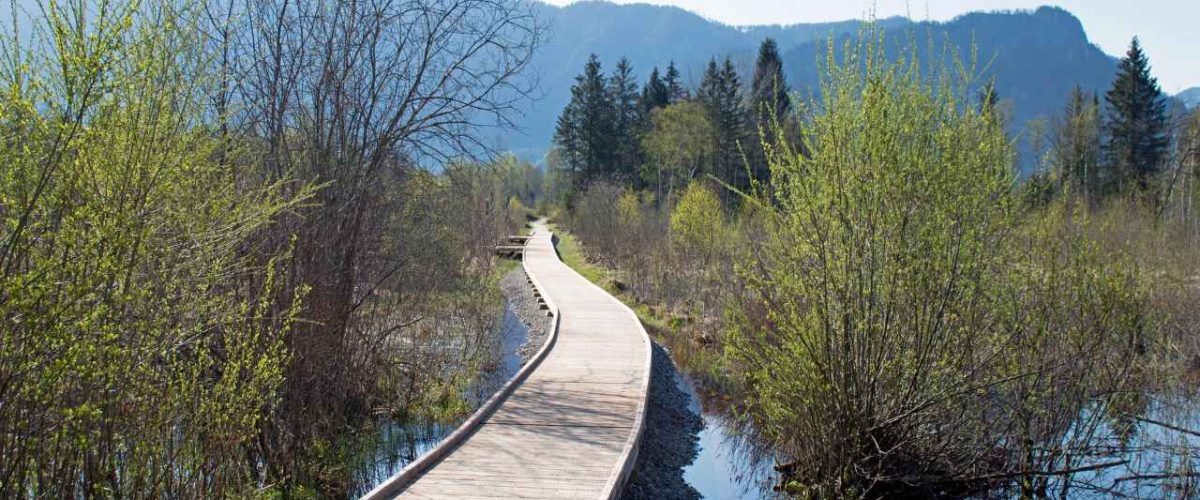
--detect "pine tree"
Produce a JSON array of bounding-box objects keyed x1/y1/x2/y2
[
  {"x1": 608, "y1": 57, "x2": 642, "y2": 181},
  {"x1": 553, "y1": 54, "x2": 615, "y2": 187},
  {"x1": 1104, "y1": 37, "x2": 1169, "y2": 192},
  {"x1": 641, "y1": 66, "x2": 670, "y2": 113},
  {"x1": 749, "y1": 38, "x2": 790, "y2": 187},
  {"x1": 664, "y1": 60, "x2": 687, "y2": 103}
]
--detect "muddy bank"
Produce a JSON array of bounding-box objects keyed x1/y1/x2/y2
[
  {"x1": 499, "y1": 266, "x2": 552, "y2": 362},
  {"x1": 621, "y1": 342, "x2": 704, "y2": 500}
]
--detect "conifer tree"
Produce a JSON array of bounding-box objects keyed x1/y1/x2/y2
[
  {"x1": 719, "y1": 57, "x2": 749, "y2": 198},
  {"x1": 553, "y1": 87, "x2": 584, "y2": 184},
  {"x1": 554, "y1": 54, "x2": 614, "y2": 187},
  {"x1": 697, "y1": 57, "x2": 748, "y2": 202},
  {"x1": 641, "y1": 66, "x2": 670, "y2": 113},
  {"x1": 749, "y1": 38, "x2": 791, "y2": 186},
  {"x1": 751, "y1": 38, "x2": 790, "y2": 129},
  {"x1": 1104, "y1": 37, "x2": 1169, "y2": 192},
  {"x1": 609, "y1": 57, "x2": 643, "y2": 181},
  {"x1": 697, "y1": 58, "x2": 725, "y2": 183},
  {"x1": 664, "y1": 60, "x2": 687, "y2": 103}
]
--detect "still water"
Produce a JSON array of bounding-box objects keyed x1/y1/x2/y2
[
  {"x1": 675, "y1": 371, "x2": 780, "y2": 499},
  {"x1": 349, "y1": 305, "x2": 528, "y2": 497}
]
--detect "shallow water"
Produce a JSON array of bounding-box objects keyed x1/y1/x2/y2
[
  {"x1": 675, "y1": 372, "x2": 780, "y2": 499},
  {"x1": 348, "y1": 305, "x2": 528, "y2": 497},
  {"x1": 1055, "y1": 397, "x2": 1200, "y2": 498}
]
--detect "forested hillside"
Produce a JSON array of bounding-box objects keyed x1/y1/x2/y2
[
  {"x1": 505, "y1": 2, "x2": 1117, "y2": 166},
  {"x1": 786, "y1": 6, "x2": 1116, "y2": 171}
]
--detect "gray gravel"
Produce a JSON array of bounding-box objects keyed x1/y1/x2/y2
[
  {"x1": 499, "y1": 267, "x2": 552, "y2": 363},
  {"x1": 621, "y1": 342, "x2": 704, "y2": 500}
]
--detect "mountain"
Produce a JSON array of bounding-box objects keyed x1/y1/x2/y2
[
  {"x1": 491, "y1": 1, "x2": 908, "y2": 160},
  {"x1": 1179, "y1": 87, "x2": 1200, "y2": 109},
  {"x1": 785, "y1": 7, "x2": 1115, "y2": 150},
  {"x1": 495, "y1": 2, "x2": 1118, "y2": 169}
]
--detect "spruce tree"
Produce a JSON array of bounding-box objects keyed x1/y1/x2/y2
[
  {"x1": 697, "y1": 58, "x2": 725, "y2": 183},
  {"x1": 553, "y1": 85, "x2": 584, "y2": 186},
  {"x1": 553, "y1": 54, "x2": 614, "y2": 186},
  {"x1": 641, "y1": 66, "x2": 670, "y2": 113},
  {"x1": 609, "y1": 57, "x2": 642, "y2": 181},
  {"x1": 1104, "y1": 37, "x2": 1169, "y2": 192},
  {"x1": 719, "y1": 57, "x2": 749, "y2": 198},
  {"x1": 750, "y1": 38, "x2": 790, "y2": 186},
  {"x1": 698, "y1": 57, "x2": 748, "y2": 202},
  {"x1": 751, "y1": 38, "x2": 790, "y2": 129},
  {"x1": 664, "y1": 60, "x2": 687, "y2": 103}
]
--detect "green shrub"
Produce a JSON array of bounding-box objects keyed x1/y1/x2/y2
[
  {"x1": 0, "y1": 2, "x2": 307, "y2": 496},
  {"x1": 670, "y1": 180, "x2": 725, "y2": 262},
  {"x1": 725, "y1": 32, "x2": 1150, "y2": 497}
]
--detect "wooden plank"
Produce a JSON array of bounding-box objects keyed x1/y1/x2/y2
[{"x1": 366, "y1": 222, "x2": 651, "y2": 499}]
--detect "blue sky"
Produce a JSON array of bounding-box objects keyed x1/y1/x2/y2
[{"x1": 544, "y1": 0, "x2": 1199, "y2": 93}]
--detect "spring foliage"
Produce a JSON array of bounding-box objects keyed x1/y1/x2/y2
[
  {"x1": 0, "y1": 0, "x2": 308, "y2": 496},
  {"x1": 725, "y1": 34, "x2": 1149, "y2": 496}
]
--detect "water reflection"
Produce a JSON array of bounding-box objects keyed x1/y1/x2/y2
[
  {"x1": 348, "y1": 305, "x2": 528, "y2": 497},
  {"x1": 675, "y1": 371, "x2": 780, "y2": 499},
  {"x1": 1054, "y1": 396, "x2": 1200, "y2": 498}
]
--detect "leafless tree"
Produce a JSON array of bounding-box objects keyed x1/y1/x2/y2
[{"x1": 204, "y1": 0, "x2": 542, "y2": 488}]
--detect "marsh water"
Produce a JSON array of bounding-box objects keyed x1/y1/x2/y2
[
  {"x1": 346, "y1": 296, "x2": 785, "y2": 499},
  {"x1": 674, "y1": 371, "x2": 781, "y2": 499},
  {"x1": 344, "y1": 300, "x2": 1200, "y2": 500},
  {"x1": 348, "y1": 305, "x2": 528, "y2": 497}
]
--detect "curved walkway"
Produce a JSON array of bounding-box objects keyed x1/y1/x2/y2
[{"x1": 365, "y1": 223, "x2": 652, "y2": 499}]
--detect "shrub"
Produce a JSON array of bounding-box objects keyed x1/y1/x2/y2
[
  {"x1": 670, "y1": 181, "x2": 725, "y2": 262},
  {"x1": 725, "y1": 33, "x2": 1150, "y2": 497},
  {"x1": 0, "y1": 2, "x2": 307, "y2": 495}
]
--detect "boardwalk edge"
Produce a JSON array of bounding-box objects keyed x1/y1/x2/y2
[{"x1": 360, "y1": 230, "x2": 562, "y2": 500}]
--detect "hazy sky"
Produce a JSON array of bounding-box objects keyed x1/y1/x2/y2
[{"x1": 544, "y1": 0, "x2": 1198, "y2": 93}]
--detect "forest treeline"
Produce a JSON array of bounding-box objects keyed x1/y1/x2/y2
[
  {"x1": 551, "y1": 39, "x2": 794, "y2": 206},
  {"x1": 553, "y1": 33, "x2": 1200, "y2": 497},
  {"x1": 0, "y1": 0, "x2": 545, "y2": 496}
]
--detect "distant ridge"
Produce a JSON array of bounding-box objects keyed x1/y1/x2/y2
[
  {"x1": 784, "y1": 6, "x2": 1116, "y2": 170},
  {"x1": 1179, "y1": 87, "x2": 1200, "y2": 109},
  {"x1": 496, "y1": 2, "x2": 1118, "y2": 169}
]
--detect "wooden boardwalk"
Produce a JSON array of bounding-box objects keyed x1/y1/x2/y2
[{"x1": 364, "y1": 223, "x2": 651, "y2": 499}]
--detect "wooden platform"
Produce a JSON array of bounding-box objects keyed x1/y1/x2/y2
[{"x1": 364, "y1": 222, "x2": 651, "y2": 499}]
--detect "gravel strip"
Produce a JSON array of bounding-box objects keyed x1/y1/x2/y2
[
  {"x1": 500, "y1": 267, "x2": 552, "y2": 363},
  {"x1": 621, "y1": 342, "x2": 704, "y2": 500}
]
